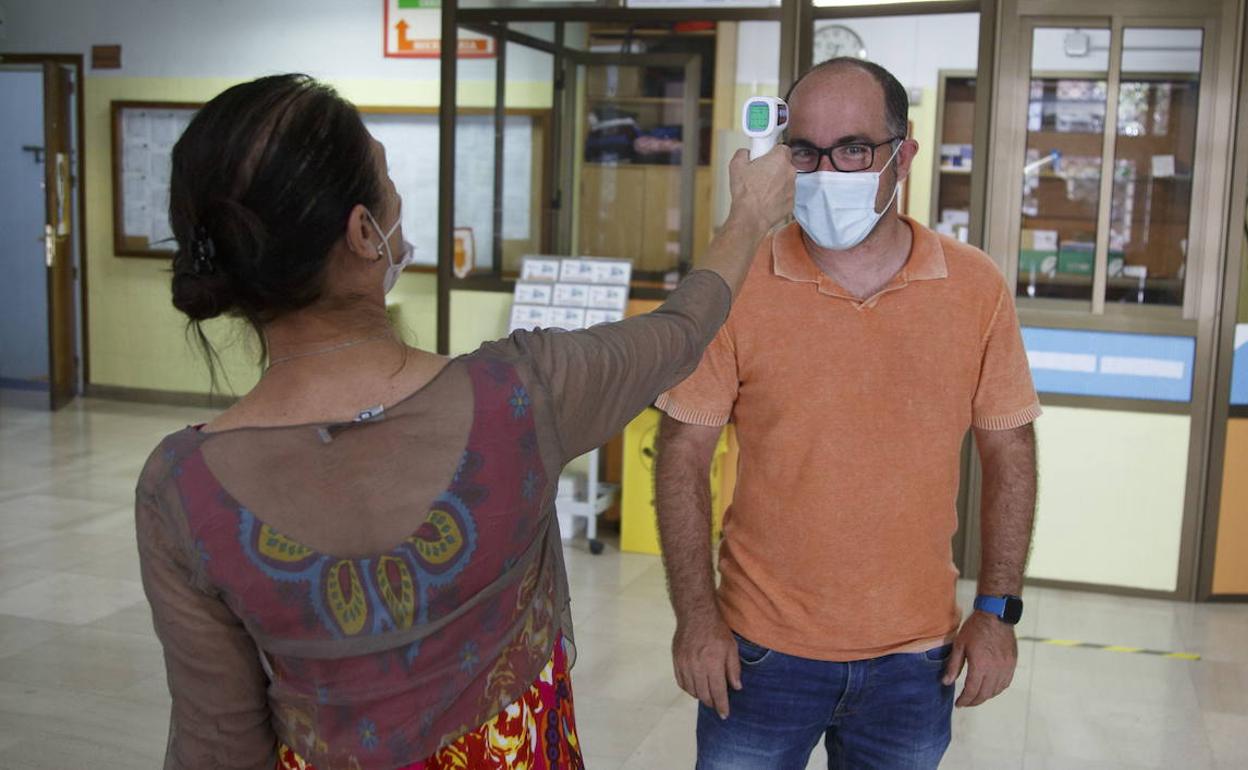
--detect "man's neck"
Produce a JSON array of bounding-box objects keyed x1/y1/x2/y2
[{"x1": 804, "y1": 214, "x2": 913, "y2": 300}]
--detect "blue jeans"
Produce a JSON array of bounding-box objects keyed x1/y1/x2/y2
[{"x1": 695, "y1": 634, "x2": 954, "y2": 770}]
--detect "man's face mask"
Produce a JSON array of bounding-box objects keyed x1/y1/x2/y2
[
  {"x1": 792, "y1": 141, "x2": 902, "y2": 252},
  {"x1": 365, "y1": 209, "x2": 416, "y2": 294}
]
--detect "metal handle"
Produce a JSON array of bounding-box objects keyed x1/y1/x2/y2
[{"x1": 45, "y1": 224, "x2": 55, "y2": 268}]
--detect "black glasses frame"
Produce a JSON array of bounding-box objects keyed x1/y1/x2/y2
[{"x1": 785, "y1": 137, "x2": 902, "y2": 173}]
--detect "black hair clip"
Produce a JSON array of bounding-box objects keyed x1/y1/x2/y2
[{"x1": 191, "y1": 228, "x2": 217, "y2": 275}]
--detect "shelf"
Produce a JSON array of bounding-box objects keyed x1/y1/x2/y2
[
  {"x1": 587, "y1": 96, "x2": 713, "y2": 105},
  {"x1": 940, "y1": 167, "x2": 973, "y2": 175},
  {"x1": 1016, "y1": 273, "x2": 1182, "y2": 290}
]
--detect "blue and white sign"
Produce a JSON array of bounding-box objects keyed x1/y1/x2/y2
[
  {"x1": 1022, "y1": 327, "x2": 1196, "y2": 403},
  {"x1": 1232, "y1": 324, "x2": 1248, "y2": 406}
]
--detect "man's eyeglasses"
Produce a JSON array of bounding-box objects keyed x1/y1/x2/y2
[{"x1": 785, "y1": 138, "x2": 901, "y2": 174}]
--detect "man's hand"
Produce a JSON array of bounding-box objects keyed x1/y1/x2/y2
[
  {"x1": 673, "y1": 609, "x2": 742, "y2": 720},
  {"x1": 942, "y1": 610, "x2": 1017, "y2": 707}
]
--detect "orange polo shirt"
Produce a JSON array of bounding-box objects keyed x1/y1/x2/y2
[{"x1": 656, "y1": 218, "x2": 1041, "y2": 661}]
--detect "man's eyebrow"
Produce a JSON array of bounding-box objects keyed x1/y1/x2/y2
[{"x1": 788, "y1": 133, "x2": 877, "y2": 147}]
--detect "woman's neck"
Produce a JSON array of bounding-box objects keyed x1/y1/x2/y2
[{"x1": 262, "y1": 303, "x2": 397, "y2": 363}]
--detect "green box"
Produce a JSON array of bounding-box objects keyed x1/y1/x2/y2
[
  {"x1": 1058, "y1": 243, "x2": 1095, "y2": 275},
  {"x1": 1019, "y1": 250, "x2": 1056, "y2": 273}
]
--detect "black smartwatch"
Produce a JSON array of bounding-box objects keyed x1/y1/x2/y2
[{"x1": 973, "y1": 594, "x2": 1024, "y2": 625}]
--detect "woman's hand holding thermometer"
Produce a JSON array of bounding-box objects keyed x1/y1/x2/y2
[{"x1": 742, "y1": 97, "x2": 789, "y2": 159}]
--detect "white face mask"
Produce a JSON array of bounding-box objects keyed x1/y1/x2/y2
[
  {"x1": 365, "y1": 210, "x2": 416, "y2": 294},
  {"x1": 793, "y1": 143, "x2": 902, "y2": 251}
]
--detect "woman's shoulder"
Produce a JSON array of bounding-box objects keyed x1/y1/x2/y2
[{"x1": 136, "y1": 426, "x2": 206, "y2": 498}]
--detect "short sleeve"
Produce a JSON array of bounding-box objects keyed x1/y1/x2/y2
[
  {"x1": 654, "y1": 319, "x2": 739, "y2": 428},
  {"x1": 972, "y1": 285, "x2": 1042, "y2": 431},
  {"x1": 136, "y1": 453, "x2": 277, "y2": 770}
]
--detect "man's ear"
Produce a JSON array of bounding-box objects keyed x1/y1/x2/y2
[{"x1": 894, "y1": 138, "x2": 921, "y2": 184}]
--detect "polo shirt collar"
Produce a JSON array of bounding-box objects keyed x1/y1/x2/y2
[{"x1": 771, "y1": 216, "x2": 949, "y2": 295}]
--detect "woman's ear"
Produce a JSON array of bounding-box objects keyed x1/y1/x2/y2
[{"x1": 345, "y1": 204, "x2": 380, "y2": 262}]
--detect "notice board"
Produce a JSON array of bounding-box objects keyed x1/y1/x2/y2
[{"x1": 111, "y1": 101, "x2": 548, "y2": 270}]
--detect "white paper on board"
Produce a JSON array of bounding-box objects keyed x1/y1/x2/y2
[
  {"x1": 509, "y1": 305, "x2": 552, "y2": 332},
  {"x1": 590, "y1": 259, "x2": 632, "y2": 285},
  {"x1": 588, "y1": 285, "x2": 628, "y2": 310},
  {"x1": 514, "y1": 282, "x2": 555, "y2": 305},
  {"x1": 150, "y1": 212, "x2": 174, "y2": 247},
  {"x1": 549, "y1": 307, "x2": 587, "y2": 330},
  {"x1": 150, "y1": 151, "x2": 172, "y2": 185},
  {"x1": 560, "y1": 259, "x2": 596, "y2": 283},
  {"x1": 521, "y1": 258, "x2": 561, "y2": 281},
  {"x1": 124, "y1": 201, "x2": 151, "y2": 240},
  {"x1": 151, "y1": 112, "x2": 185, "y2": 146},
  {"x1": 125, "y1": 111, "x2": 149, "y2": 142},
  {"x1": 123, "y1": 144, "x2": 150, "y2": 174},
  {"x1": 586, "y1": 309, "x2": 625, "y2": 326},
  {"x1": 553, "y1": 283, "x2": 591, "y2": 308}
]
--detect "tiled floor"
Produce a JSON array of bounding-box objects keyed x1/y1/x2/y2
[{"x1": 1, "y1": 390, "x2": 1246, "y2": 769}]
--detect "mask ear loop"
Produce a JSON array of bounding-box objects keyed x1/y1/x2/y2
[
  {"x1": 364, "y1": 209, "x2": 400, "y2": 265},
  {"x1": 879, "y1": 140, "x2": 905, "y2": 215}
]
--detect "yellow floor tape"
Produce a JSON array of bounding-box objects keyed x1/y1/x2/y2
[{"x1": 1018, "y1": 636, "x2": 1201, "y2": 661}]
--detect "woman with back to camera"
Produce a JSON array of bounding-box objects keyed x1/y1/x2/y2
[{"x1": 136, "y1": 73, "x2": 793, "y2": 770}]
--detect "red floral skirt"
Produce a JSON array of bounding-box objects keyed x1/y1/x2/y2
[{"x1": 277, "y1": 638, "x2": 583, "y2": 770}]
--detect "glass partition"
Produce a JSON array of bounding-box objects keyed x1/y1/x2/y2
[
  {"x1": 1017, "y1": 26, "x2": 1110, "y2": 304},
  {"x1": 1106, "y1": 28, "x2": 1203, "y2": 306}
]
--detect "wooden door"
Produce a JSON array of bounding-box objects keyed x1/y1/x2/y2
[{"x1": 42, "y1": 63, "x2": 77, "y2": 410}]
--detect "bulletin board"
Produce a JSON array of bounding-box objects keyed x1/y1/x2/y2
[
  {"x1": 110, "y1": 102, "x2": 198, "y2": 257},
  {"x1": 110, "y1": 101, "x2": 550, "y2": 271}
]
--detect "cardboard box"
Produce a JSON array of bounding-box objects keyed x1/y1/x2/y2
[{"x1": 587, "y1": 66, "x2": 642, "y2": 98}]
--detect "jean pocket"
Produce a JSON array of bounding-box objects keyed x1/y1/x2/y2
[
  {"x1": 923, "y1": 644, "x2": 954, "y2": 664},
  {"x1": 734, "y1": 633, "x2": 773, "y2": 666}
]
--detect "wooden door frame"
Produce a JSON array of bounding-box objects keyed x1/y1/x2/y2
[{"x1": 0, "y1": 53, "x2": 89, "y2": 394}]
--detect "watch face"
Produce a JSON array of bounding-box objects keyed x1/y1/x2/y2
[
  {"x1": 1003, "y1": 596, "x2": 1024, "y2": 625},
  {"x1": 814, "y1": 24, "x2": 867, "y2": 65}
]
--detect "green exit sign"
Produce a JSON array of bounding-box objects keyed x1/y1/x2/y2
[{"x1": 399, "y1": 0, "x2": 440, "y2": 7}]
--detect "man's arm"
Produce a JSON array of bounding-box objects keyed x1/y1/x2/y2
[
  {"x1": 943, "y1": 422, "x2": 1037, "y2": 707},
  {"x1": 655, "y1": 414, "x2": 741, "y2": 719},
  {"x1": 976, "y1": 422, "x2": 1038, "y2": 597}
]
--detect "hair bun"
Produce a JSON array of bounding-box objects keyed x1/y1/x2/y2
[{"x1": 171, "y1": 248, "x2": 236, "y2": 322}]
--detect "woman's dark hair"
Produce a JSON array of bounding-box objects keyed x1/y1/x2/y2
[{"x1": 168, "y1": 74, "x2": 383, "y2": 381}]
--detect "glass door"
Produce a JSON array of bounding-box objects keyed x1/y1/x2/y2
[
  {"x1": 572, "y1": 45, "x2": 705, "y2": 283},
  {"x1": 1007, "y1": 21, "x2": 1208, "y2": 317}
]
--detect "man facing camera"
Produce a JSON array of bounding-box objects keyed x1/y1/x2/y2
[{"x1": 655, "y1": 57, "x2": 1041, "y2": 770}]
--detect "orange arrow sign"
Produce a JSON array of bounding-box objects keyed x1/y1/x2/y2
[{"x1": 396, "y1": 19, "x2": 415, "y2": 52}]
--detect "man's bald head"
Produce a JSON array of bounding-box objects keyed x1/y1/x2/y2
[{"x1": 786, "y1": 57, "x2": 910, "y2": 141}]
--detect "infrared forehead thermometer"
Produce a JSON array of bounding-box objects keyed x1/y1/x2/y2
[{"x1": 742, "y1": 96, "x2": 789, "y2": 159}]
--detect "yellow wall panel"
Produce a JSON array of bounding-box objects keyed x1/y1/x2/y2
[{"x1": 1027, "y1": 406, "x2": 1190, "y2": 592}]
